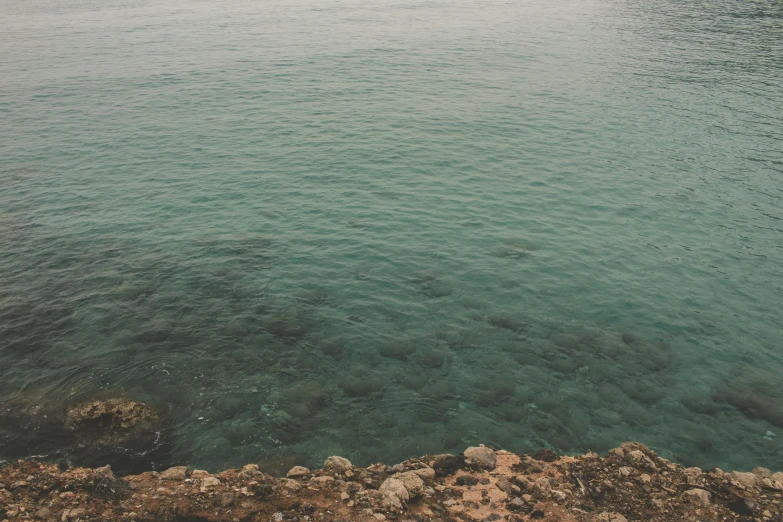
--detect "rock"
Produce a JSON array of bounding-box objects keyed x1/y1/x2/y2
[
  {"x1": 200, "y1": 476, "x2": 220, "y2": 488},
  {"x1": 625, "y1": 450, "x2": 655, "y2": 470},
  {"x1": 683, "y1": 488, "x2": 711, "y2": 505},
  {"x1": 35, "y1": 508, "x2": 51, "y2": 520},
  {"x1": 412, "y1": 467, "x2": 436, "y2": 480},
  {"x1": 93, "y1": 465, "x2": 114, "y2": 480},
  {"x1": 496, "y1": 478, "x2": 516, "y2": 494},
  {"x1": 456, "y1": 475, "x2": 479, "y2": 486},
  {"x1": 219, "y1": 492, "x2": 236, "y2": 507},
  {"x1": 62, "y1": 397, "x2": 170, "y2": 474},
  {"x1": 286, "y1": 466, "x2": 309, "y2": 478},
  {"x1": 534, "y1": 477, "x2": 551, "y2": 495},
  {"x1": 508, "y1": 497, "x2": 524, "y2": 509},
  {"x1": 280, "y1": 478, "x2": 301, "y2": 492},
  {"x1": 393, "y1": 471, "x2": 425, "y2": 497},
  {"x1": 159, "y1": 466, "x2": 190, "y2": 480},
  {"x1": 379, "y1": 477, "x2": 409, "y2": 507},
  {"x1": 731, "y1": 471, "x2": 760, "y2": 489},
  {"x1": 272, "y1": 513, "x2": 284, "y2": 522},
  {"x1": 340, "y1": 492, "x2": 350, "y2": 501},
  {"x1": 752, "y1": 467, "x2": 772, "y2": 479},
  {"x1": 324, "y1": 456, "x2": 353, "y2": 473},
  {"x1": 464, "y1": 446, "x2": 497, "y2": 470},
  {"x1": 597, "y1": 513, "x2": 628, "y2": 522},
  {"x1": 618, "y1": 466, "x2": 632, "y2": 477},
  {"x1": 608, "y1": 448, "x2": 625, "y2": 459}
]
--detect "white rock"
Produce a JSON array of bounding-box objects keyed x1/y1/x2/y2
[{"x1": 379, "y1": 477, "x2": 409, "y2": 507}]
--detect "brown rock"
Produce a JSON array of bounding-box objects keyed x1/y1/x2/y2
[
  {"x1": 464, "y1": 446, "x2": 497, "y2": 470},
  {"x1": 159, "y1": 466, "x2": 189, "y2": 481},
  {"x1": 683, "y1": 488, "x2": 711, "y2": 505}
]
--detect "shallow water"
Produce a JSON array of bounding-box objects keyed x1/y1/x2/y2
[{"x1": 1, "y1": 0, "x2": 782, "y2": 472}]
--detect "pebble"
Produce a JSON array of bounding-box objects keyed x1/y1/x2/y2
[
  {"x1": 464, "y1": 446, "x2": 497, "y2": 470},
  {"x1": 272, "y1": 512, "x2": 284, "y2": 522},
  {"x1": 597, "y1": 513, "x2": 628, "y2": 522},
  {"x1": 323, "y1": 456, "x2": 353, "y2": 473}
]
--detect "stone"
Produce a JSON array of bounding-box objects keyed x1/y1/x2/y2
[
  {"x1": 625, "y1": 450, "x2": 655, "y2": 470},
  {"x1": 286, "y1": 466, "x2": 310, "y2": 478},
  {"x1": 412, "y1": 467, "x2": 436, "y2": 480},
  {"x1": 496, "y1": 478, "x2": 516, "y2": 494},
  {"x1": 280, "y1": 478, "x2": 301, "y2": 491},
  {"x1": 508, "y1": 497, "x2": 524, "y2": 509},
  {"x1": 201, "y1": 476, "x2": 220, "y2": 488},
  {"x1": 463, "y1": 446, "x2": 497, "y2": 470},
  {"x1": 219, "y1": 492, "x2": 236, "y2": 507},
  {"x1": 159, "y1": 466, "x2": 190, "y2": 480},
  {"x1": 324, "y1": 456, "x2": 353, "y2": 473},
  {"x1": 534, "y1": 477, "x2": 551, "y2": 495},
  {"x1": 379, "y1": 477, "x2": 409, "y2": 508},
  {"x1": 639, "y1": 474, "x2": 651, "y2": 484},
  {"x1": 683, "y1": 488, "x2": 711, "y2": 505},
  {"x1": 752, "y1": 467, "x2": 772, "y2": 479},
  {"x1": 731, "y1": 471, "x2": 760, "y2": 489},
  {"x1": 340, "y1": 492, "x2": 350, "y2": 501},
  {"x1": 393, "y1": 471, "x2": 425, "y2": 497},
  {"x1": 597, "y1": 513, "x2": 628, "y2": 522},
  {"x1": 35, "y1": 508, "x2": 52, "y2": 520},
  {"x1": 618, "y1": 466, "x2": 632, "y2": 477},
  {"x1": 272, "y1": 513, "x2": 284, "y2": 522},
  {"x1": 93, "y1": 465, "x2": 114, "y2": 480},
  {"x1": 456, "y1": 475, "x2": 479, "y2": 486}
]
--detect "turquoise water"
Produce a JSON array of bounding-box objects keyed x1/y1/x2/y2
[{"x1": 1, "y1": 0, "x2": 782, "y2": 473}]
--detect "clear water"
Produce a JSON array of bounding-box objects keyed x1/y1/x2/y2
[{"x1": 1, "y1": 0, "x2": 782, "y2": 473}]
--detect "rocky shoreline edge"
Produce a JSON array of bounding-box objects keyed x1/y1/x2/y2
[{"x1": 1, "y1": 442, "x2": 782, "y2": 521}]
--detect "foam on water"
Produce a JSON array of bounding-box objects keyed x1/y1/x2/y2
[{"x1": 1, "y1": 0, "x2": 782, "y2": 472}]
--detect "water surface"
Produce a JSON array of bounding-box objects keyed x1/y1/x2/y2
[{"x1": 1, "y1": 0, "x2": 782, "y2": 472}]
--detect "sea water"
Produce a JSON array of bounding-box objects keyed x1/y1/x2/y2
[{"x1": 1, "y1": 0, "x2": 782, "y2": 473}]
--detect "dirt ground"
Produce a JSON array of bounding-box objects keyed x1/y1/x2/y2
[{"x1": 1, "y1": 442, "x2": 781, "y2": 521}]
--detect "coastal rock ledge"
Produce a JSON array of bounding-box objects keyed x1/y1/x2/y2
[{"x1": 1, "y1": 442, "x2": 781, "y2": 521}]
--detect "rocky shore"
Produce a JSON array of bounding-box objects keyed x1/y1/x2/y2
[{"x1": 1, "y1": 442, "x2": 781, "y2": 521}]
